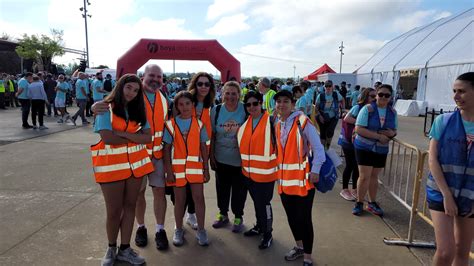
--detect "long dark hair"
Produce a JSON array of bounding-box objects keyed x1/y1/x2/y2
[
  {"x1": 104, "y1": 74, "x2": 147, "y2": 126},
  {"x1": 243, "y1": 90, "x2": 264, "y2": 115},
  {"x1": 358, "y1": 87, "x2": 375, "y2": 105},
  {"x1": 187, "y1": 72, "x2": 215, "y2": 108},
  {"x1": 174, "y1": 91, "x2": 194, "y2": 115}
]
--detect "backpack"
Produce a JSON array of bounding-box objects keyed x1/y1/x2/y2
[
  {"x1": 318, "y1": 91, "x2": 339, "y2": 121},
  {"x1": 103, "y1": 79, "x2": 113, "y2": 92},
  {"x1": 296, "y1": 118, "x2": 338, "y2": 193}
]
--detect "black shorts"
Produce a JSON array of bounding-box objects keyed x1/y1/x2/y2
[
  {"x1": 355, "y1": 149, "x2": 388, "y2": 168},
  {"x1": 428, "y1": 201, "x2": 474, "y2": 218}
]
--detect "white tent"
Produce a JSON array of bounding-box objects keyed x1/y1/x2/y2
[{"x1": 354, "y1": 8, "x2": 474, "y2": 109}]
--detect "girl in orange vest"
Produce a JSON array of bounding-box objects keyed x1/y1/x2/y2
[
  {"x1": 91, "y1": 74, "x2": 153, "y2": 266},
  {"x1": 170, "y1": 72, "x2": 216, "y2": 230},
  {"x1": 163, "y1": 91, "x2": 210, "y2": 247},
  {"x1": 237, "y1": 91, "x2": 278, "y2": 249},
  {"x1": 274, "y1": 90, "x2": 326, "y2": 266}
]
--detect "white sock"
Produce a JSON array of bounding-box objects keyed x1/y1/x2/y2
[
  {"x1": 156, "y1": 224, "x2": 164, "y2": 232},
  {"x1": 138, "y1": 224, "x2": 145, "y2": 229}
]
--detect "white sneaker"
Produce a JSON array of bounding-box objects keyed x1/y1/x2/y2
[
  {"x1": 116, "y1": 247, "x2": 145, "y2": 265},
  {"x1": 196, "y1": 229, "x2": 209, "y2": 246},
  {"x1": 101, "y1": 246, "x2": 117, "y2": 266},
  {"x1": 186, "y1": 212, "x2": 198, "y2": 230},
  {"x1": 173, "y1": 228, "x2": 185, "y2": 246}
]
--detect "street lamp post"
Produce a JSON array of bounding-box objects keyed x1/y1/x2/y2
[
  {"x1": 338, "y1": 41, "x2": 344, "y2": 73},
  {"x1": 79, "y1": 0, "x2": 91, "y2": 68}
]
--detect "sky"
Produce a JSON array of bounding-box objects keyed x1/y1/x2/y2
[{"x1": 0, "y1": 0, "x2": 473, "y2": 78}]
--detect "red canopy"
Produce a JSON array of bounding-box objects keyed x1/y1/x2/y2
[{"x1": 303, "y1": 64, "x2": 336, "y2": 81}]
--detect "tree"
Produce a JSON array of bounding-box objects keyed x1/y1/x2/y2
[
  {"x1": 15, "y1": 29, "x2": 65, "y2": 72},
  {"x1": 1, "y1": 32, "x2": 12, "y2": 41},
  {"x1": 95, "y1": 65, "x2": 109, "y2": 69}
]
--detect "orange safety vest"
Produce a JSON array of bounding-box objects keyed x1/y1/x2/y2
[
  {"x1": 165, "y1": 117, "x2": 204, "y2": 187},
  {"x1": 144, "y1": 90, "x2": 168, "y2": 159},
  {"x1": 193, "y1": 105, "x2": 212, "y2": 149},
  {"x1": 237, "y1": 112, "x2": 278, "y2": 182},
  {"x1": 275, "y1": 114, "x2": 314, "y2": 196},
  {"x1": 91, "y1": 109, "x2": 154, "y2": 183}
]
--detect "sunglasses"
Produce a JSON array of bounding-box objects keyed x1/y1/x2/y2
[
  {"x1": 196, "y1": 82, "x2": 210, "y2": 87},
  {"x1": 377, "y1": 93, "x2": 391, "y2": 98},
  {"x1": 244, "y1": 102, "x2": 260, "y2": 108},
  {"x1": 369, "y1": 94, "x2": 376, "y2": 98}
]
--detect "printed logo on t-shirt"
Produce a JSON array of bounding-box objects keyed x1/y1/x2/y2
[{"x1": 220, "y1": 120, "x2": 241, "y2": 133}]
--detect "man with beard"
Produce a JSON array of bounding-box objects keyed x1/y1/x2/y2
[
  {"x1": 92, "y1": 64, "x2": 171, "y2": 251},
  {"x1": 92, "y1": 72, "x2": 107, "y2": 103}
]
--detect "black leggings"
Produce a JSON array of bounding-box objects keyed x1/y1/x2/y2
[
  {"x1": 317, "y1": 116, "x2": 338, "y2": 141},
  {"x1": 215, "y1": 161, "x2": 248, "y2": 218},
  {"x1": 247, "y1": 179, "x2": 274, "y2": 234},
  {"x1": 281, "y1": 189, "x2": 315, "y2": 254},
  {"x1": 31, "y1": 99, "x2": 45, "y2": 126},
  {"x1": 342, "y1": 147, "x2": 359, "y2": 189}
]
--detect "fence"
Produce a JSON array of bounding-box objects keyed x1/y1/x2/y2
[
  {"x1": 422, "y1": 107, "x2": 453, "y2": 137},
  {"x1": 381, "y1": 138, "x2": 474, "y2": 260}
]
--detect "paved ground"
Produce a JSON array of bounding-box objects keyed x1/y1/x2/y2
[{"x1": 0, "y1": 106, "x2": 430, "y2": 265}]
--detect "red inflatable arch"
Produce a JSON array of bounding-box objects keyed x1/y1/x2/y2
[{"x1": 116, "y1": 39, "x2": 241, "y2": 82}]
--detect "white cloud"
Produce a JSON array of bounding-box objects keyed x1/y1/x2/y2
[
  {"x1": 391, "y1": 9, "x2": 452, "y2": 32},
  {"x1": 434, "y1": 11, "x2": 452, "y2": 20},
  {"x1": 206, "y1": 14, "x2": 250, "y2": 36},
  {"x1": 206, "y1": 0, "x2": 249, "y2": 20}
]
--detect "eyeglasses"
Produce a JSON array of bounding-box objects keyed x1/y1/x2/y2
[
  {"x1": 377, "y1": 93, "x2": 391, "y2": 98},
  {"x1": 196, "y1": 82, "x2": 211, "y2": 87},
  {"x1": 244, "y1": 102, "x2": 260, "y2": 108}
]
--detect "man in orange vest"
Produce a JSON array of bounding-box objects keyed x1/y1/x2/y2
[{"x1": 92, "y1": 64, "x2": 171, "y2": 251}]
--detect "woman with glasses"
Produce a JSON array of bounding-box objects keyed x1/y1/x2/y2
[
  {"x1": 352, "y1": 84, "x2": 397, "y2": 216},
  {"x1": 237, "y1": 91, "x2": 277, "y2": 249},
  {"x1": 210, "y1": 81, "x2": 248, "y2": 233},
  {"x1": 338, "y1": 88, "x2": 376, "y2": 201},
  {"x1": 426, "y1": 72, "x2": 473, "y2": 266}
]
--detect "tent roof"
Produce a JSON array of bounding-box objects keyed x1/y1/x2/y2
[
  {"x1": 304, "y1": 64, "x2": 336, "y2": 80},
  {"x1": 356, "y1": 8, "x2": 474, "y2": 74}
]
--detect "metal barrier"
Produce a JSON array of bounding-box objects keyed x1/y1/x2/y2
[
  {"x1": 382, "y1": 138, "x2": 474, "y2": 260},
  {"x1": 381, "y1": 138, "x2": 436, "y2": 248}
]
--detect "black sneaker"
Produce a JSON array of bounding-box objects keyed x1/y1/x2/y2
[
  {"x1": 243, "y1": 225, "x2": 260, "y2": 237},
  {"x1": 258, "y1": 233, "x2": 273, "y2": 249},
  {"x1": 155, "y1": 229, "x2": 169, "y2": 250},
  {"x1": 135, "y1": 227, "x2": 148, "y2": 247}
]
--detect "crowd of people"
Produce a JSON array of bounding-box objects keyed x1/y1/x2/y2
[{"x1": 2, "y1": 66, "x2": 472, "y2": 266}]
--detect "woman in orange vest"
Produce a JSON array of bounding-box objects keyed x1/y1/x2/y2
[
  {"x1": 163, "y1": 91, "x2": 210, "y2": 247},
  {"x1": 170, "y1": 72, "x2": 215, "y2": 230},
  {"x1": 273, "y1": 90, "x2": 326, "y2": 266},
  {"x1": 237, "y1": 90, "x2": 277, "y2": 249},
  {"x1": 91, "y1": 74, "x2": 154, "y2": 266}
]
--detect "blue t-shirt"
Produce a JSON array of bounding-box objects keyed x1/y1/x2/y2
[
  {"x1": 94, "y1": 110, "x2": 150, "y2": 133},
  {"x1": 351, "y1": 90, "x2": 360, "y2": 107},
  {"x1": 251, "y1": 113, "x2": 263, "y2": 130},
  {"x1": 429, "y1": 113, "x2": 474, "y2": 149},
  {"x1": 163, "y1": 117, "x2": 208, "y2": 144},
  {"x1": 296, "y1": 96, "x2": 310, "y2": 115},
  {"x1": 18, "y1": 78, "x2": 29, "y2": 99},
  {"x1": 55, "y1": 81, "x2": 70, "y2": 100},
  {"x1": 349, "y1": 104, "x2": 362, "y2": 118},
  {"x1": 281, "y1": 85, "x2": 292, "y2": 91},
  {"x1": 316, "y1": 91, "x2": 343, "y2": 118},
  {"x1": 210, "y1": 103, "x2": 246, "y2": 166},
  {"x1": 75, "y1": 79, "x2": 88, "y2": 100},
  {"x1": 92, "y1": 79, "x2": 104, "y2": 101},
  {"x1": 356, "y1": 105, "x2": 398, "y2": 128},
  {"x1": 145, "y1": 91, "x2": 155, "y2": 107}
]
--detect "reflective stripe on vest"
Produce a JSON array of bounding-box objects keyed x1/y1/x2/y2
[
  {"x1": 91, "y1": 109, "x2": 154, "y2": 183},
  {"x1": 165, "y1": 117, "x2": 204, "y2": 187},
  {"x1": 237, "y1": 112, "x2": 278, "y2": 182},
  {"x1": 145, "y1": 91, "x2": 168, "y2": 159},
  {"x1": 275, "y1": 114, "x2": 314, "y2": 196},
  {"x1": 426, "y1": 111, "x2": 474, "y2": 216}
]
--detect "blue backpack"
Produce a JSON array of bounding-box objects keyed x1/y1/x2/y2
[{"x1": 297, "y1": 119, "x2": 338, "y2": 193}]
